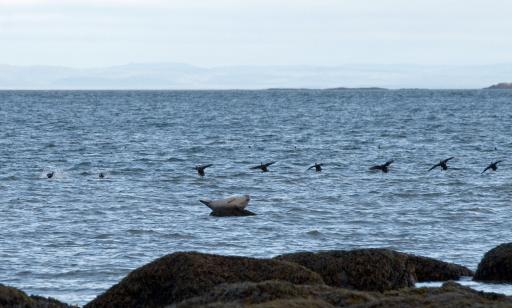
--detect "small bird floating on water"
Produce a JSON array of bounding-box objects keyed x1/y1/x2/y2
[
  {"x1": 370, "y1": 160, "x2": 394, "y2": 173},
  {"x1": 429, "y1": 157, "x2": 454, "y2": 171},
  {"x1": 250, "y1": 161, "x2": 275, "y2": 172},
  {"x1": 46, "y1": 171, "x2": 54, "y2": 179},
  {"x1": 482, "y1": 161, "x2": 503, "y2": 174},
  {"x1": 99, "y1": 172, "x2": 105, "y2": 179},
  {"x1": 308, "y1": 163, "x2": 324, "y2": 172},
  {"x1": 195, "y1": 164, "x2": 212, "y2": 176}
]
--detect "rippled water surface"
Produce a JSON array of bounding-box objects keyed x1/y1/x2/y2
[{"x1": 1, "y1": 90, "x2": 512, "y2": 305}]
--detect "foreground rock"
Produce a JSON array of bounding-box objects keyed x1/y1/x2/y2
[
  {"x1": 210, "y1": 208, "x2": 256, "y2": 217},
  {"x1": 174, "y1": 280, "x2": 512, "y2": 308},
  {"x1": 174, "y1": 280, "x2": 379, "y2": 308},
  {"x1": 474, "y1": 243, "x2": 512, "y2": 282},
  {"x1": 275, "y1": 249, "x2": 473, "y2": 292},
  {"x1": 275, "y1": 249, "x2": 415, "y2": 291},
  {"x1": 0, "y1": 284, "x2": 70, "y2": 308},
  {"x1": 85, "y1": 252, "x2": 323, "y2": 307}
]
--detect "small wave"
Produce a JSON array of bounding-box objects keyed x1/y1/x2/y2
[
  {"x1": 69, "y1": 161, "x2": 92, "y2": 170},
  {"x1": 127, "y1": 229, "x2": 159, "y2": 235}
]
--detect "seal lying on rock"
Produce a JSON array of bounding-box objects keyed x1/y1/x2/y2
[{"x1": 200, "y1": 195, "x2": 256, "y2": 216}]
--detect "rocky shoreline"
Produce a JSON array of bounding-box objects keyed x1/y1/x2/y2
[{"x1": 2, "y1": 244, "x2": 512, "y2": 307}]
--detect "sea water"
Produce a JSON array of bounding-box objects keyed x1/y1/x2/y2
[{"x1": 1, "y1": 89, "x2": 511, "y2": 305}]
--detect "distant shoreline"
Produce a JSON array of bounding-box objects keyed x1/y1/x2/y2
[{"x1": 0, "y1": 86, "x2": 511, "y2": 91}]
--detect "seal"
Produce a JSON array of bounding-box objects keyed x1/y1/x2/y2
[{"x1": 200, "y1": 195, "x2": 251, "y2": 211}]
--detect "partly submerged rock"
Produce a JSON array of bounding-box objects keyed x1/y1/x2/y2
[
  {"x1": 173, "y1": 280, "x2": 512, "y2": 308},
  {"x1": 275, "y1": 249, "x2": 415, "y2": 291},
  {"x1": 407, "y1": 255, "x2": 473, "y2": 282},
  {"x1": 0, "y1": 284, "x2": 70, "y2": 308},
  {"x1": 210, "y1": 208, "x2": 256, "y2": 217},
  {"x1": 85, "y1": 252, "x2": 323, "y2": 308},
  {"x1": 474, "y1": 243, "x2": 512, "y2": 282},
  {"x1": 275, "y1": 249, "x2": 474, "y2": 292}
]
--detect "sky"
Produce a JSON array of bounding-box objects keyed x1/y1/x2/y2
[{"x1": 0, "y1": 0, "x2": 511, "y2": 68}]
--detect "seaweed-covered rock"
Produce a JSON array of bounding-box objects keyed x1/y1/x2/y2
[
  {"x1": 173, "y1": 280, "x2": 512, "y2": 308},
  {"x1": 407, "y1": 255, "x2": 473, "y2": 281},
  {"x1": 371, "y1": 281, "x2": 512, "y2": 308},
  {"x1": 85, "y1": 252, "x2": 323, "y2": 308},
  {"x1": 474, "y1": 243, "x2": 512, "y2": 282},
  {"x1": 210, "y1": 208, "x2": 256, "y2": 217},
  {"x1": 0, "y1": 284, "x2": 70, "y2": 308},
  {"x1": 173, "y1": 280, "x2": 379, "y2": 308},
  {"x1": 275, "y1": 249, "x2": 415, "y2": 291}
]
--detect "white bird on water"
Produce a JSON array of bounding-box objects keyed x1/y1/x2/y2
[{"x1": 199, "y1": 195, "x2": 251, "y2": 211}]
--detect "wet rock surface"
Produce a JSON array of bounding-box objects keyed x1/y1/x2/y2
[
  {"x1": 85, "y1": 251, "x2": 323, "y2": 307},
  {"x1": 474, "y1": 243, "x2": 512, "y2": 282},
  {"x1": 209, "y1": 208, "x2": 256, "y2": 216},
  {"x1": 173, "y1": 280, "x2": 512, "y2": 308},
  {"x1": 275, "y1": 249, "x2": 416, "y2": 291},
  {"x1": 0, "y1": 284, "x2": 71, "y2": 308}
]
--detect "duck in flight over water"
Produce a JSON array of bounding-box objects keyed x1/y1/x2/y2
[
  {"x1": 370, "y1": 160, "x2": 394, "y2": 173},
  {"x1": 482, "y1": 161, "x2": 503, "y2": 174},
  {"x1": 308, "y1": 163, "x2": 324, "y2": 172},
  {"x1": 195, "y1": 164, "x2": 212, "y2": 176},
  {"x1": 429, "y1": 157, "x2": 454, "y2": 171},
  {"x1": 251, "y1": 161, "x2": 276, "y2": 172}
]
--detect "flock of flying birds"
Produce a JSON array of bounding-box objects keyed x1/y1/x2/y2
[
  {"x1": 42, "y1": 158, "x2": 503, "y2": 179},
  {"x1": 192, "y1": 158, "x2": 504, "y2": 176}
]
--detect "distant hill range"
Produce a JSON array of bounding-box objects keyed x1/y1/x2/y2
[
  {"x1": 486, "y1": 82, "x2": 512, "y2": 89},
  {"x1": 1, "y1": 63, "x2": 512, "y2": 89}
]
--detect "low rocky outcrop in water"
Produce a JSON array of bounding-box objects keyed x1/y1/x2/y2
[
  {"x1": 486, "y1": 82, "x2": 512, "y2": 89},
  {"x1": 275, "y1": 249, "x2": 473, "y2": 291},
  {"x1": 210, "y1": 208, "x2": 256, "y2": 217},
  {"x1": 275, "y1": 249, "x2": 415, "y2": 291},
  {"x1": 0, "y1": 284, "x2": 70, "y2": 308},
  {"x1": 174, "y1": 280, "x2": 512, "y2": 308},
  {"x1": 85, "y1": 252, "x2": 323, "y2": 307},
  {"x1": 407, "y1": 254, "x2": 474, "y2": 281},
  {"x1": 474, "y1": 243, "x2": 512, "y2": 282}
]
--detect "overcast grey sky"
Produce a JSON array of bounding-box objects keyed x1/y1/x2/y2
[{"x1": 1, "y1": 0, "x2": 511, "y2": 68}]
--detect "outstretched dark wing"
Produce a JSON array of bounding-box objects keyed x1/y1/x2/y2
[
  {"x1": 428, "y1": 163, "x2": 440, "y2": 171},
  {"x1": 264, "y1": 161, "x2": 276, "y2": 167},
  {"x1": 384, "y1": 159, "x2": 394, "y2": 166},
  {"x1": 481, "y1": 164, "x2": 492, "y2": 174},
  {"x1": 307, "y1": 165, "x2": 315, "y2": 170},
  {"x1": 202, "y1": 164, "x2": 213, "y2": 169},
  {"x1": 370, "y1": 165, "x2": 382, "y2": 171},
  {"x1": 495, "y1": 160, "x2": 503, "y2": 164},
  {"x1": 250, "y1": 165, "x2": 262, "y2": 169},
  {"x1": 443, "y1": 157, "x2": 454, "y2": 163}
]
